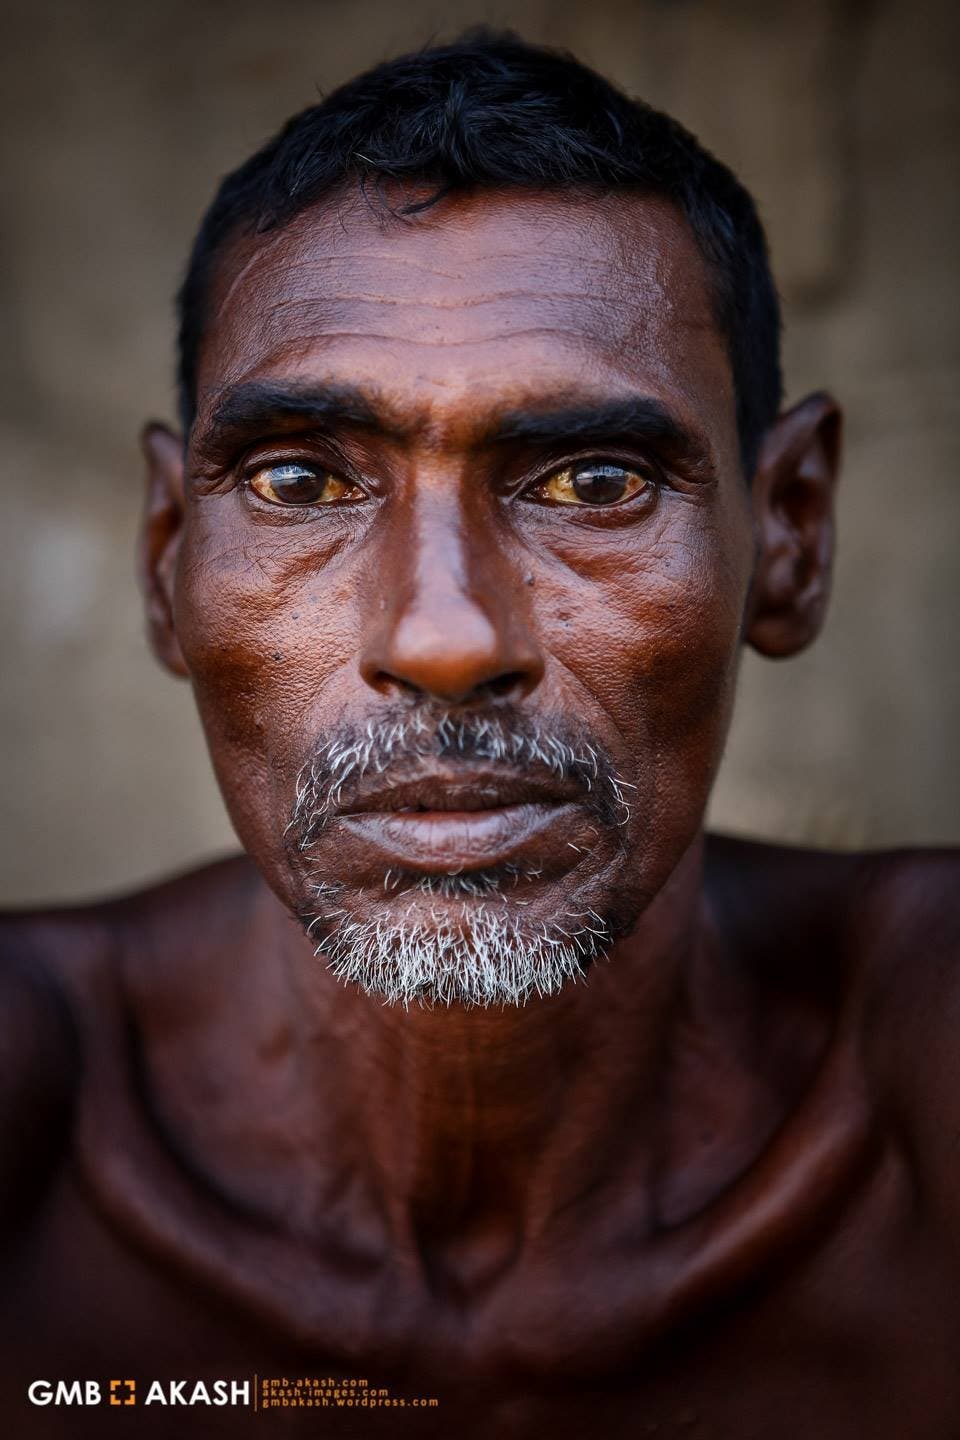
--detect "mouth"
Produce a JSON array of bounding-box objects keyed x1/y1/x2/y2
[{"x1": 333, "y1": 770, "x2": 587, "y2": 875}]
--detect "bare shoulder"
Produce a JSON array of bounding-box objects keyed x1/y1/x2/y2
[
  {"x1": 853, "y1": 846, "x2": 960, "y2": 1038},
  {"x1": 706, "y1": 833, "x2": 960, "y2": 1085},
  {"x1": 852, "y1": 847, "x2": 960, "y2": 1236},
  {"x1": 0, "y1": 910, "x2": 83, "y2": 1227},
  {"x1": 0, "y1": 855, "x2": 259, "y2": 1219},
  {"x1": 708, "y1": 834, "x2": 960, "y2": 1232},
  {"x1": 705, "y1": 832, "x2": 960, "y2": 971}
]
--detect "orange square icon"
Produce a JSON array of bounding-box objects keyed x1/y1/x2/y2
[{"x1": 109, "y1": 1379, "x2": 136, "y2": 1406}]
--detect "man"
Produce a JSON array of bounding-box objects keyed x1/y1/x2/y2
[{"x1": 2, "y1": 30, "x2": 958, "y2": 1438}]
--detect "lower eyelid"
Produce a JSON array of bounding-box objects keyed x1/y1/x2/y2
[{"x1": 529, "y1": 476, "x2": 655, "y2": 506}]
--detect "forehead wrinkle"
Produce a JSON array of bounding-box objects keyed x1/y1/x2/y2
[
  {"x1": 200, "y1": 193, "x2": 734, "y2": 459},
  {"x1": 259, "y1": 287, "x2": 645, "y2": 313},
  {"x1": 215, "y1": 252, "x2": 716, "y2": 379},
  {"x1": 224, "y1": 187, "x2": 672, "y2": 281},
  {"x1": 213, "y1": 227, "x2": 299, "y2": 324},
  {"x1": 219, "y1": 214, "x2": 690, "y2": 314},
  {"x1": 236, "y1": 242, "x2": 646, "y2": 277},
  {"x1": 211, "y1": 327, "x2": 650, "y2": 407},
  {"x1": 230, "y1": 245, "x2": 680, "y2": 304},
  {"x1": 219, "y1": 289, "x2": 710, "y2": 378},
  {"x1": 209, "y1": 190, "x2": 717, "y2": 350}
]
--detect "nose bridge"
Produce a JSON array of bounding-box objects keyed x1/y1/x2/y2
[
  {"x1": 360, "y1": 475, "x2": 542, "y2": 704},
  {"x1": 408, "y1": 483, "x2": 481, "y2": 616}
]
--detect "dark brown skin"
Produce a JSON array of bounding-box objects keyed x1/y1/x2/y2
[{"x1": 2, "y1": 189, "x2": 959, "y2": 1438}]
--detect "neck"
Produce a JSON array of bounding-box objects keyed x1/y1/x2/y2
[
  {"x1": 278, "y1": 835, "x2": 731, "y2": 1257},
  {"x1": 139, "y1": 834, "x2": 780, "y2": 1285}
]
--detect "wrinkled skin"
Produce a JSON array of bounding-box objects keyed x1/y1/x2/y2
[
  {"x1": 2, "y1": 190, "x2": 959, "y2": 1439},
  {"x1": 173, "y1": 192, "x2": 757, "y2": 940}
]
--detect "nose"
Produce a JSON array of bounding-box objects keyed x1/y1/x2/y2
[{"x1": 359, "y1": 502, "x2": 545, "y2": 707}]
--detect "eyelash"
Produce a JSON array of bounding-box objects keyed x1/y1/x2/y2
[
  {"x1": 241, "y1": 453, "x2": 663, "y2": 512},
  {"x1": 524, "y1": 458, "x2": 660, "y2": 507}
]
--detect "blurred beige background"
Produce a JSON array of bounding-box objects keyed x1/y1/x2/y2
[{"x1": 0, "y1": 0, "x2": 957, "y2": 905}]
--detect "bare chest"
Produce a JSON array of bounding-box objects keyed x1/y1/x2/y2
[{"x1": 4, "y1": 1156, "x2": 959, "y2": 1440}]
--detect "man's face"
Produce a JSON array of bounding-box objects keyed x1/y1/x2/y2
[{"x1": 168, "y1": 189, "x2": 757, "y2": 1003}]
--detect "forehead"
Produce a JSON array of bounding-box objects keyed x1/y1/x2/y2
[{"x1": 195, "y1": 188, "x2": 736, "y2": 453}]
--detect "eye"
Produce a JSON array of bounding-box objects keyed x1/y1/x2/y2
[
  {"x1": 248, "y1": 462, "x2": 364, "y2": 507},
  {"x1": 531, "y1": 461, "x2": 656, "y2": 507}
]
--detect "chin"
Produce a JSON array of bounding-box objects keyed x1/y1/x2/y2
[{"x1": 295, "y1": 866, "x2": 644, "y2": 1008}]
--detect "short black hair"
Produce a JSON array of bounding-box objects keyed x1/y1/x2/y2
[{"x1": 177, "y1": 30, "x2": 782, "y2": 475}]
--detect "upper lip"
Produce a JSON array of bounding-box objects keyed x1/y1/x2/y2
[{"x1": 335, "y1": 768, "x2": 582, "y2": 817}]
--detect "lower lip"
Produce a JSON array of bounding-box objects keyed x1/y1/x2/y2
[{"x1": 338, "y1": 803, "x2": 579, "y2": 872}]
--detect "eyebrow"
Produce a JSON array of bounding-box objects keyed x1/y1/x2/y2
[
  {"x1": 483, "y1": 397, "x2": 706, "y2": 459},
  {"x1": 198, "y1": 380, "x2": 712, "y2": 474},
  {"x1": 200, "y1": 380, "x2": 407, "y2": 449}
]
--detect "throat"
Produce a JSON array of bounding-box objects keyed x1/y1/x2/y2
[
  {"x1": 283, "y1": 885, "x2": 704, "y2": 1260},
  {"x1": 124, "y1": 836, "x2": 822, "y2": 1266}
]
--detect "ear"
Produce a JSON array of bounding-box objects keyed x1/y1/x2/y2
[
  {"x1": 139, "y1": 422, "x2": 189, "y2": 677},
  {"x1": 745, "y1": 392, "x2": 842, "y2": 658}
]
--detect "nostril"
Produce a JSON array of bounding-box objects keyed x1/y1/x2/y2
[
  {"x1": 371, "y1": 672, "x2": 422, "y2": 700},
  {"x1": 369, "y1": 669, "x2": 533, "y2": 706},
  {"x1": 479, "y1": 671, "x2": 529, "y2": 701}
]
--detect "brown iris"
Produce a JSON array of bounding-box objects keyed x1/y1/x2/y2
[
  {"x1": 534, "y1": 462, "x2": 654, "y2": 507},
  {"x1": 249, "y1": 463, "x2": 363, "y2": 506}
]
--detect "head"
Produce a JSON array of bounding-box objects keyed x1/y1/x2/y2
[{"x1": 141, "y1": 32, "x2": 841, "y2": 1007}]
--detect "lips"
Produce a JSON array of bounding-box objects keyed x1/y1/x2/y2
[
  {"x1": 342, "y1": 802, "x2": 580, "y2": 871},
  {"x1": 332, "y1": 768, "x2": 586, "y2": 874}
]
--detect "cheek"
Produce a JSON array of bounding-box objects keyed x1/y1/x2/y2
[
  {"x1": 544, "y1": 504, "x2": 750, "y2": 804},
  {"x1": 172, "y1": 504, "x2": 363, "y2": 852},
  {"x1": 635, "y1": 533, "x2": 746, "y2": 750}
]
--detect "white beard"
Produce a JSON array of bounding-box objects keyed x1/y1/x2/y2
[
  {"x1": 289, "y1": 707, "x2": 631, "y2": 1007},
  {"x1": 308, "y1": 886, "x2": 613, "y2": 1008}
]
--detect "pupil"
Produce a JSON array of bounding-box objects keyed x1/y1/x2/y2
[
  {"x1": 273, "y1": 465, "x2": 323, "y2": 502},
  {"x1": 572, "y1": 464, "x2": 628, "y2": 504}
]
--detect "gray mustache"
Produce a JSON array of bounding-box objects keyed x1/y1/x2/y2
[{"x1": 286, "y1": 707, "x2": 634, "y2": 854}]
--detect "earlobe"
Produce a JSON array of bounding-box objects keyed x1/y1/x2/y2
[
  {"x1": 745, "y1": 392, "x2": 842, "y2": 659},
  {"x1": 139, "y1": 421, "x2": 189, "y2": 677}
]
